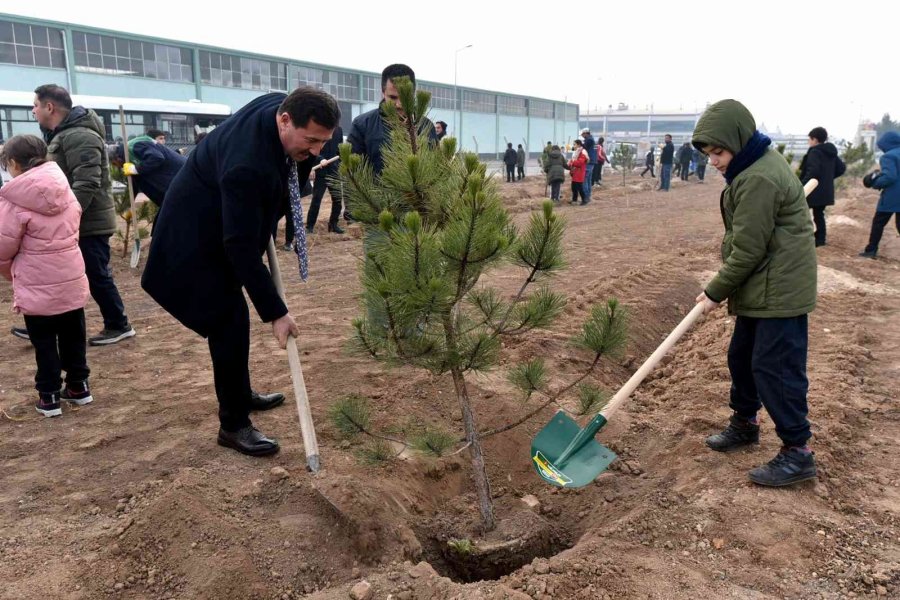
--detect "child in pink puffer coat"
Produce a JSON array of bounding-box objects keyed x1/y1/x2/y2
[{"x1": 0, "y1": 135, "x2": 93, "y2": 417}]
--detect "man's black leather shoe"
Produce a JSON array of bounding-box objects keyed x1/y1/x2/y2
[
  {"x1": 217, "y1": 425, "x2": 279, "y2": 456},
  {"x1": 250, "y1": 390, "x2": 285, "y2": 411}
]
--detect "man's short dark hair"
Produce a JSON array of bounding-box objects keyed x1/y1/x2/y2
[
  {"x1": 34, "y1": 84, "x2": 72, "y2": 111},
  {"x1": 665, "y1": 134, "x2": 672, "y2": 139},
  {"x1": 381, "y1": 64, "x2": 415, "y2": 91},
  {"x1": 278, "y1": 87, "x2": 341, "y2": 129},
  {"x1": 808, "y1": 126, "x2": 827, "y2": 143},
  {"x1": 147, "y1": 129, "x2": 166, "y2": 139}
]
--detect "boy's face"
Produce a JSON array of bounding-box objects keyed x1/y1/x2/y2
[{"x1": 702, "y1": 145, "x2": 734, "y2": 173}]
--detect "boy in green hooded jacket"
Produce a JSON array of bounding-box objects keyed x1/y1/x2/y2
[{"x1": 692, "y1": 99, "x2": 818, "y2": 487}]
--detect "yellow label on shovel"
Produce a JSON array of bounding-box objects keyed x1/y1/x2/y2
[{"x1": 533, "y1": 451, "x2": 572, "y2": 487}]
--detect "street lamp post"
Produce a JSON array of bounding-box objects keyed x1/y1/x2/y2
[{"x1": 454, "y1": 44, "x2": 473, "y2": 144}]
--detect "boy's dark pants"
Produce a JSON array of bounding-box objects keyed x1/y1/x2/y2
[
  {"x1": 728, "y1": 315, "x2": 811, "y2": 447},
  {"x1": 24, "y1": 308, "x2": 90, "y2": 393}
]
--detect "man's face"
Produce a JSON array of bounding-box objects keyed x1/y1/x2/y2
[
  {"x1": 383, "y1": 79, "x2": 404, "y2": 116},
  {"x1": 32, "y1": 96, "x2": 56, "y2": 130},
  {"x1": 435, "y1": 122, "x2": 444, "y2": 136},
  {"x1": 702, "y1": 145, "x2": 733, "y2": 173},
  {"x1": 665, "y1": 135, "x2": 672, "y2": 144},
  {"x1": 277, "y1": 113, "x2": 334, "y2": 162},
  {"x1": 154, "y1": 134, "x2": 167, "y2": 144},
  {"x1": 808, "y1": 136, "x2": 818, "y2": 147}
]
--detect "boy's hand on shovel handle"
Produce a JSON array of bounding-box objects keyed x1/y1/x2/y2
[
  {"x1": 696, "y1": 292, "x2": 722, "y2": 315},
  {"x1": 273, "y1": 313, "x2": 300, "y2": 349}
]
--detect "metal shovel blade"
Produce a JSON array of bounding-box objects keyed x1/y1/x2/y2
[
  {"x1": 130, "y1": 240, "x2": 141, "y2": 268},
  {"x1": 531, "y1": 411, "x2": 617, "y2": 488}
]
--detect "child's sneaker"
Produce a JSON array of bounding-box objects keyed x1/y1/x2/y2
[
  {"x1": 35, "y1": 391, "x2": 62, "y2": 417},
  {"x1": 61, "y1": 381, "x2": 93, "y2": 406},
  {"x1": 748, "y1": 446, "x2": 817, "y2": 487}
]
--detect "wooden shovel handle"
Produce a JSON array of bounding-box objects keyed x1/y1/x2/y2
[
  {"x1": 600, "y1": 303, "x2": 705, "y2": 420},
  {"x1": 266, "y1": 238, "x2": 320, "y2": 471}
]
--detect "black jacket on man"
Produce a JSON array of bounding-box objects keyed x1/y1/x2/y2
[
  {"x1": 348, "y1": 103, "x2": 437, "y2": 175},
  {"x1": 142, "y1": 93, "x2": 315, "y2": 337},
  {"x1": 799, "y1": 142, "x2": 845, "y2": 208},
  {"x1": 660, "y1": 141, "x2": 675, "y2": 165},
  {"x1": 130, "y1": 140, "x2": 186, "y2": 207}
]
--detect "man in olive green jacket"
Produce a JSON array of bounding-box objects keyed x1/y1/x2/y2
[
  {"x1": 32, "y1": 85, "x2": 134, "y2": 346},
  {"x1": 692, "y1": 99, "x2": 817, "y2": 488}
]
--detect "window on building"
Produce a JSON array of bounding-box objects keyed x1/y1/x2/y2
[
  {"x1": 72, "y1": 32, "x2": 193, "y2": 82},
  {"x1": 530, "y1": 100, "x2": 553, "y2": 119},
  {"x1": 362, "y1": 75, "x2": 379, "y2": 103},
  {"x1": 290, "y1": 65, "x2": 325, "y2": 90},
  {"x1": 0, "y1": 20, "x2": 66, "y2": 69},
  {"x1": 420, "y1": 84, "x2": 455, "y2": 110},
  {"x1": 462, "y1": 91, "x2": 495, "y2": 114},
  {"x1": 330, "y1": 71, "x2": 359, "y2": 101},
  {"x1": 498, "y1": 96, "x2": 526, "y2": 116},
  {"x1": 648, "y1": 119, "x2": 696, "y2": 134},
  {"x1": 200, "y1": 51, "x2": 285, "y2": 91}
]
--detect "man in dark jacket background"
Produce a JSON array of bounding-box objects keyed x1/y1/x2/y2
[
  {"x1": 799, "y1": 126, "x2": 845, "y2": 247},
  {"x1": 658, "y1": 134, "x2": 675, "y2": 191},
  {"x1": 678, "y1": 142, "x2": 693, "y2": 181},
  {"x1": 503, "y1": 143, "x2": 517, "y2": 182},
  {"x1": 348, "y1": 63, "x2": 437, "y2": 177},
  {"x1": 110, "y1": 133, "x2": 187, "y2": 209},
  {"x1": 142, "y1": 88, "x2": 340, "y2": 457},
  {"x1": 23, "y1": 84, "x2": 135, "y2": 346},
  {"x1": 305, "y1": 126, "x2": 345, "y2": 234}
]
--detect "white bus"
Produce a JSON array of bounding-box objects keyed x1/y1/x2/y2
[{"x1": 0, "y1": 90, "x2": 231, "y2": 148}]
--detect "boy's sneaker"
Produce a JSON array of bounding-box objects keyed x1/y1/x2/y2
[
  {"x1": 11, "y1": 327, "x2": 30, "y2": 341},
  {"x1": 706, "y1": 413, "x2": 760, "y2": 452},
  {"x1": 89, "y1": 325, "x2": 136, "y2": 346},
  {"x1": 61, "y1": 381, "x2": 93, "y2": 406},
  {"x1": 748, "y1": 447, "x2": 817, "y2": 487},
  {"x1": 35, "y1": 391, "x2": 62, "y2": 417}
]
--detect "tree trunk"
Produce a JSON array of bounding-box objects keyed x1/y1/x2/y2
[{"x1": 450, "y1": 366, "x2": 496, "y2": 531}]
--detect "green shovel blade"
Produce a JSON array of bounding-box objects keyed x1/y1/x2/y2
[{"x1": 531, "y1": 411, "x2": 617, "y2": 488}]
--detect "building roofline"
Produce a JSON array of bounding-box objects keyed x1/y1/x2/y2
[{"x1": 0, "y1": 11, "x2": 575, "y2": 109}]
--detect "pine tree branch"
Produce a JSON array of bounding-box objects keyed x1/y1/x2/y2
[
  {"x1": 492, "y1": 211, "x2": 552, "y2": 335},
  {"x1": 455, "y1": 351, "x2": 604, "y2": 443},
  {"x1": 339, "y1": 406, "x2": 408, "y2": 447}
]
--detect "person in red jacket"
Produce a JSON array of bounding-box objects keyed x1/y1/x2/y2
[{"x1": 568, "y1": 139, "x2": 588, "y2": 205}]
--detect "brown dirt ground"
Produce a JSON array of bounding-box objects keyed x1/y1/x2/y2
[{"x1": 1, "y1": 167, "x2": 898, "y2": 600}]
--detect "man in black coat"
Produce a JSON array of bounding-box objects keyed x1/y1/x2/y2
[
  {"x1": 677, "y1": 142, "x2": 693, "y2": 181},
  {"x1": 658, "y1": 134, "x2": 675, "y2": 191},
  {"x1": 503, "y1": 142, "x2": 517, "y2": 182},
  {"x1": 142, "y1": 88, "x2": 340, "y2": 456},
  {"x1": 799, "y1": 126, "x2": 846, "y2": 246}
]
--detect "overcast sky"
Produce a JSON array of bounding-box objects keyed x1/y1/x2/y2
[{"x1": 9, "y1": 1, "x2": 896, "y2": 141}]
